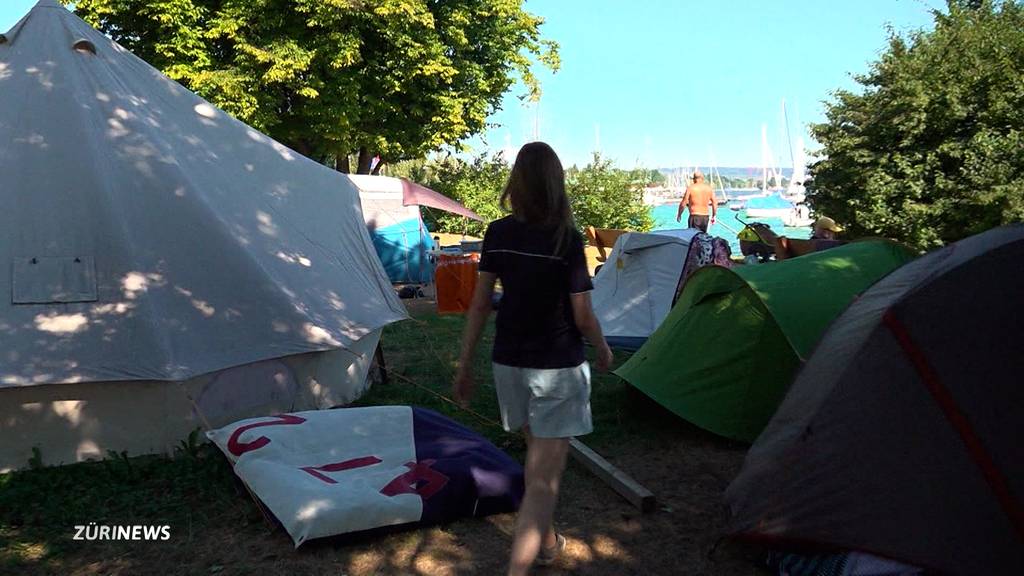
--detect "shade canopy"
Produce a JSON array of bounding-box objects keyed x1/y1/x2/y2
[{"x1": 401, "y1": 179, "x2": 482, "y2": 221}]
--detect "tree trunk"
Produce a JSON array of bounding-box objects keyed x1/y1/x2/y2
[
  {"x1": 290, "y1": 139, "x2": 312, "y2": 158},
  {"x1": 334, "y1": 152, "x2": 351, "y2": 173},
  {"x1": 356, "y1": 147, "x2": 374, "y2": 174}
]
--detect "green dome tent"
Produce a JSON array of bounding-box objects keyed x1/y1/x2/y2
[{"x1": 615, "y1": 240, "x2": 916, "y2": 442}]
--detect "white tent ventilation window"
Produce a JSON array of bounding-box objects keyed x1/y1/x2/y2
[{"x1": 72, "y1": 39, "x2": 96, "y2": 54}]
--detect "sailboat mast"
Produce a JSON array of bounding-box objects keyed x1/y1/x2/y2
[
  {"x1": 783, "y1": 99, "x2": 794, "y2": 167},
  {"x1": 709, "y1": 148, "x2": 727, "y2": 203},
  {"x1": 761, "y1": 124, "x2": 769, "y2": 191}
]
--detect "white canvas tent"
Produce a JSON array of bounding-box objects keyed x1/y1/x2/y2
[
  {"x1": 0, "y1": 1, "x2": 408, "y2": 471},
  {"x1": 591, "y1": 229, "x2": 697, "y2": 350}
]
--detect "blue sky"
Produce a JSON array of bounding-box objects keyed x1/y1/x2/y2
[
  {"x1": 3, "y1": 0, "x2": 945, "y2": 168},
  {"x1": 478, "y1": 0, "x2": 946, "y2": 169}
]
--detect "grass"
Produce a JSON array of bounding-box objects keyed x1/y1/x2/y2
[
  {"x1": 0, "y1": 432, "x2": 257, "y2": 571},
  {"x1": 0, "y1": 302, "x2": 758, "y2": 575},
  {"x1": 359, "y1": 301, "x2": 678, "y2": 453}
]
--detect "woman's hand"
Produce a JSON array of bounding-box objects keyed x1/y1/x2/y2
[
  {"x1": 453, "y1": 364, "x2": 476, "y2": 408},
  {"x1": 595, "y1": 344, "x2": 614, "y2": 373}
]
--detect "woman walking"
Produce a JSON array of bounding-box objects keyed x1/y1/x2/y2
[{"x1": 454, "y1": 142, "x2": 613, "y2": 575}]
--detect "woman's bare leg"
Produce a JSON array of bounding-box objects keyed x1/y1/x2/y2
[{"x1": 508, "y1": 427, "x2": 569, "y2": 576}]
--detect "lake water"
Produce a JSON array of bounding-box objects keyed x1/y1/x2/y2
[{"x1": 649, "y1": 192, "x2": 811, "y2": 255}]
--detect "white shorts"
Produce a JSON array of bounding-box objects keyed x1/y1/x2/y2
[{"x1": 492, "y1": 362, "x2": 593, "y2": 438}]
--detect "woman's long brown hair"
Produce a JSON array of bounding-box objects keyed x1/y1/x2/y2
[{"x1": 500, "y1": 142, "x2": 575, "y2": 256}]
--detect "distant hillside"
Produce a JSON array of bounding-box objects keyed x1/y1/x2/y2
[
  {"x1": 655, "y1": 166, "x2": 800, "y2": 189},
  {"x1": 657, "y1": 166, "x2": 795, "y2": 179}
]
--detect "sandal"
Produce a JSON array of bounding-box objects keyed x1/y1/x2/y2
[{"x1": 535, "y1": 533, "x2": 566, "y2": 566}]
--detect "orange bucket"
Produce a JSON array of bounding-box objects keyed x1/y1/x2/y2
[{"x1": 435, "y1": 253, "x2": 479, "y2": 314}]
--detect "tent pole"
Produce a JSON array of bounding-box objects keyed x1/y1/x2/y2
[{"x1": 418, "y1": 208, "x2": 426, "y2": 285}]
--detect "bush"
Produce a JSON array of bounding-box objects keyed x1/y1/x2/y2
[{"x1": 567, "y1": 153, "x2": 655, "y2": 232}]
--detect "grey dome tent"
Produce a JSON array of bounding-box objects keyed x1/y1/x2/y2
[
  {"x1": 724, "y1": 225, "x2": 1024, "y2": 575},
  {"x1": 0, "y1": 2, "x2": 408, "y2": 471}
]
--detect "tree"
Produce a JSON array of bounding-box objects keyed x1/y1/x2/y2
[
  {"x1": 646, "y1": 169, "x2": 667, "y2": 186},
  {"x1": 66, "y1": 0, "x2": 559, "y2": 173},
  {"x1": 808, "y1": 0, "x2": 1024, "y2": 250},
  {"x1": 567, "y1": 153, "x2": 655, "y2": 232}
]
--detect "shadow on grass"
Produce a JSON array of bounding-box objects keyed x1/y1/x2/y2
[{"x1": 0, "y1": 303, "x2": 764, "y2": 575}]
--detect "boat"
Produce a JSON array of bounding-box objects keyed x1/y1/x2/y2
[
  {"x1": 782, "y1": 203, "x2": 815, "y2": 227},
  {"x1": 780, "y1": 100, "x2": 808, "y2": 204},
  {"x1": 780, "y1": 145, "x2": 807, "y2": 204},
  {"x1": 781, "y1": 185, "x2": 806, "y2": 205},
  {"x1": 745, "y1": 193, "x2": 796, "y2": 219}
]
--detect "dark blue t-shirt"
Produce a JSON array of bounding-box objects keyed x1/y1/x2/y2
[{"x1": 478, "y1": 216, "x2": 593, "y2": 369}]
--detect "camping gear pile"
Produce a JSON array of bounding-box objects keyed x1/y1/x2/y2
[
  {"x1": 207, "y1": 406, "x2": 524, "y2": 546},
  {"x1": 0, "y1": 1, "x2": 407, "y2": 472}
]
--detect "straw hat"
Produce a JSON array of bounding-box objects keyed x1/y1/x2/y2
[{"x1": 813, "y1": 216, "x2": 843, "y2": 233}]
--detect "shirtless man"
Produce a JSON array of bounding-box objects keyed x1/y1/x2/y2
[{"x1": 676, "y1": 170, "x2": 716, "y2": 233}]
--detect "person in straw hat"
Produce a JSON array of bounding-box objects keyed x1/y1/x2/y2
[{"x1": 811, "y1": 216, "x2": 843, "y2": 241}]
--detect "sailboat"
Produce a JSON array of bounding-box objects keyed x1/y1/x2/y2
[
  {"x1": 746, "y1": 124, "x2": 796, "y2": 219},
  {"x1": 780, "y1": 100, "x2": 808, "y2": 204},
  {"x1": 779, "y1": 100, "x2": 814, "y2": 226},
  {"x1": 706, "y1": 150, "x2": 730, "y2": 205},
  {"x1": 781, "y1": 138, "x2": 807, "y2": 204}
]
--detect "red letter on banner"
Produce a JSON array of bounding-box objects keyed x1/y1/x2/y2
[
  {"x1": 380, "y1": 460, "x2": 449, "y2": 500},
  {"x1": 226, "y1": 414, "x2": 307, "y2": 457},
  {"x1": 300, "y1": 456, "x2": 382, "y2": 484}
]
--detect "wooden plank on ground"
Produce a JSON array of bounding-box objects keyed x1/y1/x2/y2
[{"x1": 568, "y1": 438, "x2": 656, "y2": 513}]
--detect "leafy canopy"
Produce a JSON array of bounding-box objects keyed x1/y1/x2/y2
[
  {"x1": 65, "y1": 0, "x2": 559, "y2": 172},
  {"x1": 808, "y1": 0, "x2": 1024, "y2": 250}
]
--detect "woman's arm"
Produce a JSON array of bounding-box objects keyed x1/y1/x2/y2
[
  {"x1": 570, "y1": 291, "x2": 613, "y2": 371},
  {"x1": 453, "y1": 271, "x2": 498, "y2": 406}
]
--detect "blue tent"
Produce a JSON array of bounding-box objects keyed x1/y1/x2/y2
[
  {"x1": 369, "y1": 217, "x2": 434, "y2": 284},
  {"x1": 352, "y1": 176, "x2": 436, "y2": 284},
  {"x1": 351, "y1": 175, "x2": 482, "y2": 284}
]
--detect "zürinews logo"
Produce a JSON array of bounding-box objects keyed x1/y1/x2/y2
[{"x1": 73, "y1": 524, "x2": 171, "y2": 541}]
